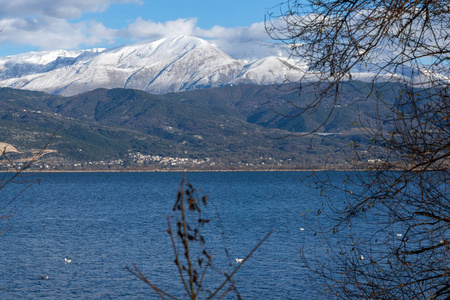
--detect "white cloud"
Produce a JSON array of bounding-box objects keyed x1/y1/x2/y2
[
  {"x1": 121, "y1": 17, "x2": 269, "y2": 42},
  {"x1": 122, "y1": 17, "x2": 198, "y2": 40},
  {"x1": 195, "y1": 22, "x2": 268, "y2": 40},
  {"x1": 0, "y1": 0, "x2": 140, "y2": 19},
  {"x1": 0, "y1": 0, "x2": 139, "y2": 51},
  {"x1": 116, "y1": 18, "x2": 282, "y2": 59},
  {"x1": 0, "y1": 17, "x2": 119, "y2": 50},
  {"x1": 0, "y1": 1, "x2": 271, "y2": 54}
]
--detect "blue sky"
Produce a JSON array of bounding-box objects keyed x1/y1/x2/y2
[{"x1": 0, "y1": 0, "x2": 284, "y2": 57}]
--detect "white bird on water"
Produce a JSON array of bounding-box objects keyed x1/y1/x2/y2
[
  {"x1": 397, "y1": 233, "x2": 403, "y2": 237},
  {"x1": 65, "y1": 258, "x2": 72, "y2": 263},
  {"x1": 235, "y1": 258, "x2": 243, "y2": 263},
  {"x1": 360, "y1": 255, "x2": 364, "y2": 260}
]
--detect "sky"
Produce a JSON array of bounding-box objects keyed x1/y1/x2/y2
[{"x1": 0, "y1": 0, "x2": 285, "y2": 57}]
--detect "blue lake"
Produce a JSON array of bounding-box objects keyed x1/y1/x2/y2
[{"x1": 0, "y1": 171, "x2": 336, "y2": 299}]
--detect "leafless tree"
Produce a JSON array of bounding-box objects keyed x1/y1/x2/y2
[
  {"x1": 267, "y1": 0, "x2": 449, "y2": 298},
  {"x1": 0, "y1": 137, "x2": 55, "y2": 234},
  {"x1": 127, "y1": 175, "x2": 272, "y2": 299}
]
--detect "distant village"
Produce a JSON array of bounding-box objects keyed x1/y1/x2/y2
[
  {"x1": 0, "y1": 149, "x2": 212, "y2": 171},
  {"x1": 0, "y1": 145, "x2": 301, "y2": 171}
]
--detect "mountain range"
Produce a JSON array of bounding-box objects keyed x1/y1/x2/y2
[
  {"x1": 0, "y1": 35, "x2": 433, "y2": 98},
  {"x1": 0, "y1": 36, "x2": 305, "y2": 96},
  {"x1": 0, "y1": 81, "x2": 396, "y2": 170},
  {"x1": 0, "y1": 36, "x2": 404, "y2": 170}
]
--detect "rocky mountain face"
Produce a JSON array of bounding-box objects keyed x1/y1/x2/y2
[{"x1": 0, "y1": 36, "x2": 304, "y2": 96}]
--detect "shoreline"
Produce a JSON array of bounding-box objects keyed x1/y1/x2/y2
[{"x1": 20, "y1": 168, "x2": 334, "y2": 173}]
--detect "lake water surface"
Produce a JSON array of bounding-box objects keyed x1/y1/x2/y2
[{"x1": 0, "y1": 171, "x2": 338, "y2": 299}]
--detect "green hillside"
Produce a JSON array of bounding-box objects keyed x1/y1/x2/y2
[{"x1": 0, "y1": 83, "x2": 388, "y2": 170}]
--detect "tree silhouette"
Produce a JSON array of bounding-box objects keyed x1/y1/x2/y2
[
  {"x1": 127, "y1": 175, "x2": 272, "y2": 299},
  {"x1": 267, "y1": 1, "x2": 449, "y2": 298},
  {"x1": 0, "y1": 137, "x2": 55, "y2": 234}
]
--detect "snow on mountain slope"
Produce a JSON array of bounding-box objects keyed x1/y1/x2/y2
[
  {"x1": 0, "y1": 49, "x2": 104, "y2": 79},
  {"x1": 235, "y1": 56, "x2": 306, "y2": 85},
  {"x1": 0, "y1": 36, "x2": 303, "y2": 96},
  {"x1": 210, "y1": 39, "x2": 290, "y2": 61}
]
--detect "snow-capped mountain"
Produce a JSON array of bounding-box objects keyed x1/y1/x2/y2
[
  {"x1": 0, "y1": 36, "x2": 305, "y2": 96},
  {"x1": 0, "y1": 49, "x2": 104, "y2": 80}
]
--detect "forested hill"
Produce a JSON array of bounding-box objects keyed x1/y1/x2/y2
[{"x1": 0, "y1": 82, "x2": 399, "y2": 170}]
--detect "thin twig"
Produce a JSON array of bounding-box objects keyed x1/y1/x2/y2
[{"x1": 206, "y1": 229, "x2": 273, "y2": 300}]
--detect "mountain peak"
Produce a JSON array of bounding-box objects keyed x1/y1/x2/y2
[{"x1": 0, "y1": 36, "x2": 301, "y2": 96}]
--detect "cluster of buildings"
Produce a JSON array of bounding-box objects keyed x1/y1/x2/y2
[{"x1": 127, "y1": 152, "x2": 210, "y2": 166}]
